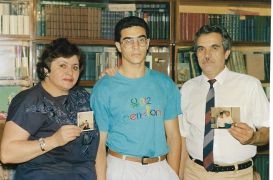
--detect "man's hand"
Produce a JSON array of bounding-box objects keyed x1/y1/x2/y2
[
  {"x1": 229, "y1": 123, "x2": 269, "y2": 146},
  {"x1": 229, "y1": 122, "x2": 254, "y2": 145},
  {"x1": 99, "y1": 67, "x2": 117, "y2": 79}
]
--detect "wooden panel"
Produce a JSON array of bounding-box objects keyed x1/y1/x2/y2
[{"x1": 179, "y1": 5, "x2": 271, "y2": 16}]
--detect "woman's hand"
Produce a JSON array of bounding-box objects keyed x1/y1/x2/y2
[{"x1": 51, "y1": 125, "x2": 81, "y2": 147}]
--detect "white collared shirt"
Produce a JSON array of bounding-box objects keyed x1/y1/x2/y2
[{"x1": 179, "y1": 67, "x2": 269, "y2": 164}]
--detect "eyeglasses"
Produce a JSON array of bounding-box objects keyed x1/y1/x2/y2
[{"x1": 121, "y1": 36, "x2": 148, "y2": 48}]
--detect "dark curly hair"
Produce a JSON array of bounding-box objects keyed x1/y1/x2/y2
[{"x1": 36, "y1": 38, "x2": 85, "y2": 81}]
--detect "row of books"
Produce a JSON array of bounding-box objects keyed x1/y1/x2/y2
[
  {"x1": 79, "y1": 47, "x2": 119, "y2": 81},
  {"x1": 34, "y1": 45, "x2": 170, "y2": 81},
  {"x1": 0, "y1": 2, "x2": 30, "y2": 35},
  {"x1": 179, "y1": 13, "x2": 270, "y2": 42},
  {"x1": 176, "y1": 48, "x2": 201, "y2": 82},
  {"x1": 80, "y1": 46, "x2": 170, "y2": 80},
  {"x1": 227, "y1": 51, "x2": 270, "y2": 82},
  {"x1": 176, "y1": 47, "x2": 270, "y2": 82},
  {"x1": 36, "y1": 1, "x2": 170, "y2": 40},
  {"x1": 0, "y1": 42, "x2": 29, "y2": 80}
]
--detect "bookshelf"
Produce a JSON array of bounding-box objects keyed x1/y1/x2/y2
[
  {"x1": 32, "y1": 0, "x2": 174, "y2": 86},
  {"x1": 174, "y1": 0, "x2": 271, "y2": 91},
  {"x1": 0, "y1": 0, "x2": 33, "y2": 87}
]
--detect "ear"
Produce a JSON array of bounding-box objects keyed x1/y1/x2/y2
[
  {"x1": 224, "y1": 49, "x2": 231, "y2": 60},
  {"x1": 43, "y1": 67, "x2": 49, "y2": 74},
  {"x1": 146, "y1": 38, "x2": 150, "y2": 50},
  {"x1": 115, "y1": 42, "x2": 121, "y2": 53}
]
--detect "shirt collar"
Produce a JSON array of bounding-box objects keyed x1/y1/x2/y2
[{"x1": 200, "y1": 66, "x2": 230, "y2": 86}]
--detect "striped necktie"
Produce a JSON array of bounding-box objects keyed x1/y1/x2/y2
[{"x1": 203, "y1": 79, "x2": 216, "y2": 171}]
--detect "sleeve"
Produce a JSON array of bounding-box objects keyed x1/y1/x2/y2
[
  {"x1": 7, "y1": 91, "x2": 46, "y2": 135},
  {"x1": 90, "y1": 81, "x2": 110, "y2": 132},
  {"x1": 179, "y1": 85, "x2": 189, "y2": 137},
  {"x1": 248, "y1": 79, "x2": 269, "y2": 128},
  {"x1": 164, "y1": 79, "x2": 181, "y2": 121}
]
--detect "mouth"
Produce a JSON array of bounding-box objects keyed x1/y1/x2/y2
[{"x1": 63, "y1": 78, "x2": 74, "y2": 82}]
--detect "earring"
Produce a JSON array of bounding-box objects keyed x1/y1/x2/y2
[{"x1": 45, "y1": 72, "x2": 49, "y2": 77}]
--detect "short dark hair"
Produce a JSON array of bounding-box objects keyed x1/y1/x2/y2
[
  {"x1": 193, "y1": 25, "x2": 232, "y2": 52},
  {"x1": 114, "y1": 16, "x2": 150, "y2": 42},
  {"x1": 36, "y1": 38, "x2": 85, "y2": 81}
]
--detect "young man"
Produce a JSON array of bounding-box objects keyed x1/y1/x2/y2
[
  {"x1": 91, "y1": 16, "x2": 181, "y2": 180},
  {"x1": 179, "y1": 25, "x2": 269, "y2": 180}
]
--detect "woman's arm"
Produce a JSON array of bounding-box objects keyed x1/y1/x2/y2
[{"x1": 1, "y1": 121, "x2": 81, "y2": 163}]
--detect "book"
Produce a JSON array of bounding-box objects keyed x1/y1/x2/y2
[
  {"x1": 245, "y1": 53, "x2": 265, "y2": 80},
  {"x1": 0, "y1": 45, "x2": 16, "y2": 79},
  {"x1": 108, "y1": 4, "x2": 136, "y2": 12},
  {"x1": 151, "y1": 52, "x2": 169, "y2": 76},
  {"x1": 177, "y1": 62, "x2": 191, "y2": 82}
]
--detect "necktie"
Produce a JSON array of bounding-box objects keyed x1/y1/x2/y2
[{"x1": 203, "y1": 79, "x2": 216, "y2": 171}]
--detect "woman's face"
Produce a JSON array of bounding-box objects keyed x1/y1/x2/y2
[{"x1": 44, "y1": 55, "x2": 80, "y2": 96}]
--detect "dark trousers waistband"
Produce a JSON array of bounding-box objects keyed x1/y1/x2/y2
[{"x1": 189, "y1": 155, "x2": 253, "y2": 172}]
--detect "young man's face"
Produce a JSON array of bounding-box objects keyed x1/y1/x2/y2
[
  {"x1": 115, "y1": 26, "x2": 150, "y2": 66},
  {"x1": 196, "y1": 32, "x2": 230, "y2": 79}
]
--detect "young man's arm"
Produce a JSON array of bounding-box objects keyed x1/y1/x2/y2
[
  {"x1": 179, "y1": 136, "x2": 188, "y2": 180},
  {"x1": 95, "y1": 132, "x2": 108, "y2": 180},
  {"x1": 164, "y1": 117, "x2": 181, "y2": 175}
]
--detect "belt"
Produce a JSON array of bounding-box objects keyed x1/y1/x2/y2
[
  {"x1": 189, "y1": 155, "x2": 253, "y2": 172},
  {"x1": 108, "y1": 149, "x2": 166, "y2": 165}
]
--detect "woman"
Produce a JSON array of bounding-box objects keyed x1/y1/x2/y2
[{"x1": 0, "y1": 38, "x2": 99, "y2": 180}]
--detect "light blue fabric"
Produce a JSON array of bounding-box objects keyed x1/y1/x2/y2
[{"x1": 91, "y1": 68, "x2": 181, "y2": 157}]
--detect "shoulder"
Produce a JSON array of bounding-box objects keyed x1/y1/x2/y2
[
  {"x1": 70, "y1": 86, "x2": 90, "y2": 98},
  {"x1": 181, "y1": 76, "x2": 202, "y2": 90},
  {"x1": 10, "y1": 85, "x2": 41, "y2": 106},
  {"x1": 227, "y1": 71, "x2": 261, "y2": 86},
  {"x1": 93, "y1": 75, "x2": 113, "y2": 90},
  {"x1": 149, "y1": 70, "x2": 176, "y2": 85},
  {"x1": 7, "y1": 84, "x2": 42, "y2": 116}
]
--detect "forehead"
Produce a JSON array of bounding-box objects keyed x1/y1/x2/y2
[
  {"x1": 120, "y1": 26, "x2": 146, "y2": 38},
  {"x1": 53, "y1": 55, "x2": 79, "y2": 64},
  {"x1": 197, "y1": 32, "x2": 223, "y2": 46}
]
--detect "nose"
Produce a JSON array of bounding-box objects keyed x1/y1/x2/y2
[
  {"x1": 204, "y1": 50, "x2": 211, "y2": 60},
  {"x1": 132, "y1": 39, "x2": 140, "y2": 49},
  {"x1": 65, "y1": 66, "x2": 73, "y2": 75}
]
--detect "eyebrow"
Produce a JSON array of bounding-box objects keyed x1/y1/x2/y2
[
  {"x1": 197, "y1": 43, "x2": 222, "y2": 49},
  {"x1": 121, "y1": 35, "x2": 147, "y2": 41},
  {"x1": 57, "y1": 60, "x2": 79, "y2": 66}
]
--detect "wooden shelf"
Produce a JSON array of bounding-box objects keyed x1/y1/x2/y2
[
  {"x1": 0, "y1": 79, "x2": 32, "y2": 87},
  {"x1": 78, "y1": 80, "x2": 96, "y2": 87},
  {"x1": 0, "y1": 35, "x2": 31, "y2": 41},
  {"x1": 178, "y1": 4, "x2": 270, "y2": 16}
]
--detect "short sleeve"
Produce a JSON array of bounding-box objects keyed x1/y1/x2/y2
[
  {"x1": 7, "y1": 90, "x2": 46, "y2": 135},
  {"x1": 248, "y1": 80, "x2": 269, "y2": 128},
  {"x1": 164, "y1": 79, "x2": 181, "y2": 120},
  {"x1": 90, "y1": 81, "x2": 110, "y2": 132}
]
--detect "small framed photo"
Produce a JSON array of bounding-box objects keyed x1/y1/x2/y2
[
  {"x1": 77, "y1": 111, "x2": 94, "y2": 131},
  {"x1": 210, "y1": 107, "x2": 240, "y2": 129}
]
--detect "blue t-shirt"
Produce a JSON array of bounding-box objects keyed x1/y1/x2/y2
[
  {"x1": 7, "y1": 83, "x2": 99, "y2": 180},
  {"x1": 91, "y1": 68, "x2": 181, "y2": 157}
]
